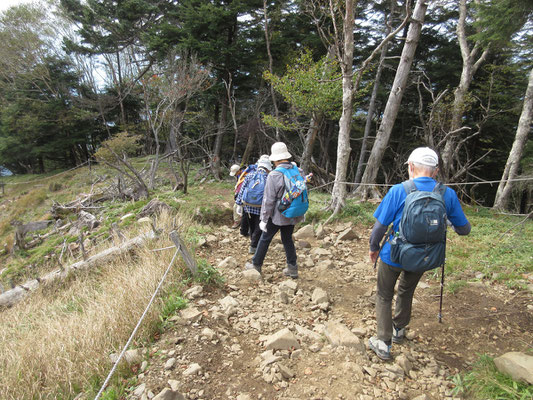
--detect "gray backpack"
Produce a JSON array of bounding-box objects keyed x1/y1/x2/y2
[{"x1": 390, "y1": 180, "x2": 447, "y2": 272}]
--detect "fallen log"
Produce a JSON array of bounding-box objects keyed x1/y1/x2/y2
[{"x1": 0, "y1": 230, "x2": 156, "y2": 309}]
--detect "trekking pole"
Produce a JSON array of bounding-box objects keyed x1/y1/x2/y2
[{"x1": 438, "y1": 260, "x2": 445, "y2": 323}]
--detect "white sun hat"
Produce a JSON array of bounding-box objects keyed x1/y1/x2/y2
[
  {"x1": 269, "y1": 142, "x2": 292, "y2": 162},
  {"x1": 257, "y1": 155, "x2": 272, "y2": 171},
  {"x1": 406, "y1": 147, "x2": 438, "y2": 167},
  {"x1": 229, "y1": 164, "x2": 240, "y2": 176}
]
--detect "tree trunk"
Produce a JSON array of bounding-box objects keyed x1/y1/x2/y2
[
  {"x1": 329, "y1": 0, "x2": 355, "y2": 213},
  {"x1": 263, "y1": 0, "x2": 280, "y2": 141},
  {"x1": 301, "y1": 113, "x2": 322, "y2": 173},
  {"x1": 357, "y1": 0, "x2": 428, "y2": 200},
  {"x1": 441, "y1": 0, "x2": 489, "y2": 179},
  {"x1": 212, "y1": 95, "x2": 228, "y2": 180},
  {"x1": 353, "y1": 0, "x2": 395, "y2": 191},
  {"x1": 493, "y1": 67, "x2": 533, "y2": 211},
  {"x1": 242, "y1": 127, "x2": 256, "y2": 166}
]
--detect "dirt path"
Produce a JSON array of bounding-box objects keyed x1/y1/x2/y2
[{"x1": 134, "y1": 222, "x2": 533, "y2": 400}]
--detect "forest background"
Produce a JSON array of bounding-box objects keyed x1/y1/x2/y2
[{"x1": 0, "y1": 0, "x2": 532, "y2": 213}]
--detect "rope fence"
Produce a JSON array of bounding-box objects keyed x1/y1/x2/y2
[
  {"x1": 94, "y1": 246, "x2": 179, "y2": 400},
  {"x1": 308, "y1": 176, "x2": 533, "y2": 192}
]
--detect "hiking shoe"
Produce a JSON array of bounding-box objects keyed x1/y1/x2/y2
[
  {"x1": 282, "y1": 265, "x2": 298, "y2": 279},
  {"x1": 244, "y1": 262, "x2": 261, "y2": 274},
  {"x1": 231, "y1": 221, "x2": 240, "y2": 229},
  {"x1": 392, "y1": 325, "x2": 405, "y2": 344},
  {"x1": 368, "y1": 336, "x2": 392, "y2": 361},
  {"x1": 248, "y1": 246, "x2": 257, "y2": 255}
]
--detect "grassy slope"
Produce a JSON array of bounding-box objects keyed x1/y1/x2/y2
[{"x1": 0, "y1": 161, "x2": 531, "y2": 399}]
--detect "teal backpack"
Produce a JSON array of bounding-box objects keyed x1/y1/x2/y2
[
  {"x1": 390, "y1": 180, "x2": 447, "y2": 272},
  {"x1": 276, "y1": 166, "x2": 309, "y2": 218}
]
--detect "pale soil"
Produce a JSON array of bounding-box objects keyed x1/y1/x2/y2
[{"x1": 133, "y1": 221, "x2": 533, "y2": 400}]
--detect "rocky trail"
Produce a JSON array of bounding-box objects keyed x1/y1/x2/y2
[{"x1": 127, "y1": 222, "x2": 533, "y2": 400}]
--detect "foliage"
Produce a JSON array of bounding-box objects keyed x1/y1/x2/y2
[
  {"x1": 471, "y1": 0, "x2": 533, "y2": 49},
  {"x1": 94, "y1": 132, "x2": 142, "y2": 163},
  {"x1": 190, "y1": 258, "x2": 225, "y2": 287},
  {"x1": 264, "y1": 49, "x2": 343, "y2": 120},
  {"x1": 450, "y1": 354, "x2": 533, "y2": 399},
  {"x1": 159, "y1": 286, "x2": 187, "y2": 323}
]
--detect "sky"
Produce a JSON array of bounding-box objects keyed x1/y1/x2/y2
[{"x1": 0, "y1": 0, "x2": 34, "y2": 12}]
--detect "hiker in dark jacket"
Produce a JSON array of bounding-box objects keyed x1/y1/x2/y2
[
  {"x1": 244, "y1": 142, "x2": 304, "y2": 279},
  {"x1": 368, "y1": 147, "x2": 471, "y2": 360},
  {"x1": 235, "y1": 155, "x2": 272, "y2": 254}
]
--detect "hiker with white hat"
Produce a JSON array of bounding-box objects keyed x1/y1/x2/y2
[
  {"x1": 244, "y1": 142, "x2": 308, "y2": 279},
  {"x1": 235, "y1": 155, "x2": 272, "y2": 254},
  {"x1": 367, "y1": 147, "x2": 471, "y2": 360}
]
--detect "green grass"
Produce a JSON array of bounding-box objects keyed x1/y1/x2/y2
[
  {"x1": 305, "y1": 191, "x2": 375, "y2": 226},
  {"x1": 443, "y1": 206, "x2": 533, "y2": 289},
  {"x1": 450, "y1": 354, "x2": 533, "y2": 399},
  {"x1": 189, "y1": 258, "x2": 225, "y2": 287},
  {"x1": 159, "y1": 286, "x2": 188, "y2": 323}
]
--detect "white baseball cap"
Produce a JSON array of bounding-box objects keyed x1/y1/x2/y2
[
  {"x1": 406, "y1": 147, "x2": 438, "y2": 167},
  {"x1": 229, "y1": 164, "x2": 240, "y2": 176},
  {"x1": 269, "y1": 142, "x2": 292, "y2": 162}
]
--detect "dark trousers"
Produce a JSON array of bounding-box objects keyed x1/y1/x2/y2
[
  {"x1": 376, "y1": 260, "x2": 424, "y2": 342},
  {"x1": 240, "y1": 212, "x2": 251, "y2": 237},
  {"x1": 247, "y1": 213, "x2": 262, "y2": 248},
  {"x1": 252, "y1": 218, "x2": 296, "y2": 267}
]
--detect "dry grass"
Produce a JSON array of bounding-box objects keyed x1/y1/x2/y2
[{"x1": 0, "y1": 212, "x2": 191, "y2": 400}]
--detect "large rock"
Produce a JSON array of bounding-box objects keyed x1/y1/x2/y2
[
  {"x1": 279, "y1": 280, "x2": 298, "y2": 295},
  {"x1": 218, "y1": 256, "x2": 238, "y2": 269},
  {"x1": 324, "y1": 321, "x2": 365, "y2": 353},
  {"x1": 242, "y1": 269, "x2": 262, "y2": 282},
  {"x1": 311, "y1": 287, "x2": 328, "y2": 304},
  {"x1": 294, "y1": 225, "x2": 315, "y2": 240},
  {"x1": 184, "y1": 285, "x2": 203, "y2": 299},
  {"x1": 179, "y1": 307, "x2": 202, "y2": 322},
  {"x1": 315, "y1": 260, "x2": 334, "y2": 272},
  {"x1": 311, "y1": 248, "x2": 332, "y2": 258},
  {"x1": 265, "y1": 328, "x2": 301, "y2": 350},
  {"x1": 219, "y1": 295, "x2": 240, "y2": 317},
  {"x1": 153, "y1": 388, "x2": 186, "y2": 400},
  {"x1": 336, "y1": 227, "x2": 359, "y2": 241},
  {"x1": 183, "y1": 363, "x2": 202, "y2": 376},
  {"x1": 294, "y1": 324, "x2": 322, "y2": 342},
  {"x1": 109, "y1": 349, "x2": 142, "y2": 365},
  {"x1": 494, "y1": 352, "x2": 533, "y2": 384},
  {"x1": 315, "y1": 224, "x2": 326, "y2": 240},
  {"x1": 395, "y1": 354, "x2": 413, "y2": 375}
]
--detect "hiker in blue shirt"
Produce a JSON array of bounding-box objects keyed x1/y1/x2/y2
[
  {"x1": 236, "y1": 155, "x2": 272, "y2": 254},
  {"x1": 368, "y1": 147, "x2": 471, "y2": 360}
]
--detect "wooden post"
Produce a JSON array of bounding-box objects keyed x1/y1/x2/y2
[{"x1": 169, "y1": 230, "x2": 198, "y2": 276}]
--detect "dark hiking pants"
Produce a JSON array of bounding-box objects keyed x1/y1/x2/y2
[{"x1": 376, "y1": 260, "x2": 424, "y2": 343}]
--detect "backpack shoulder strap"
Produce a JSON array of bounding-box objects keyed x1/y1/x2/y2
[
  {"x1": 432, "y1": 182, "x2": 447, "y2": 198},
  {"x1": 402, "y1": 180, "x2": 417, "y2": 195}
]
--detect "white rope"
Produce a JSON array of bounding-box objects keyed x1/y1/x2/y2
[
  {"x1": 2, "y1": 161, "x2": 89, "y2": 185},
  {"x1": 94, "y1": 247, "x2": 180, "y2": 400},
  {"x1": 309, "y1": 176, "x2": 533, "y2": 191},
  {"x1": 151, "y1": 245, "x2": 176, "y2": 252}
]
